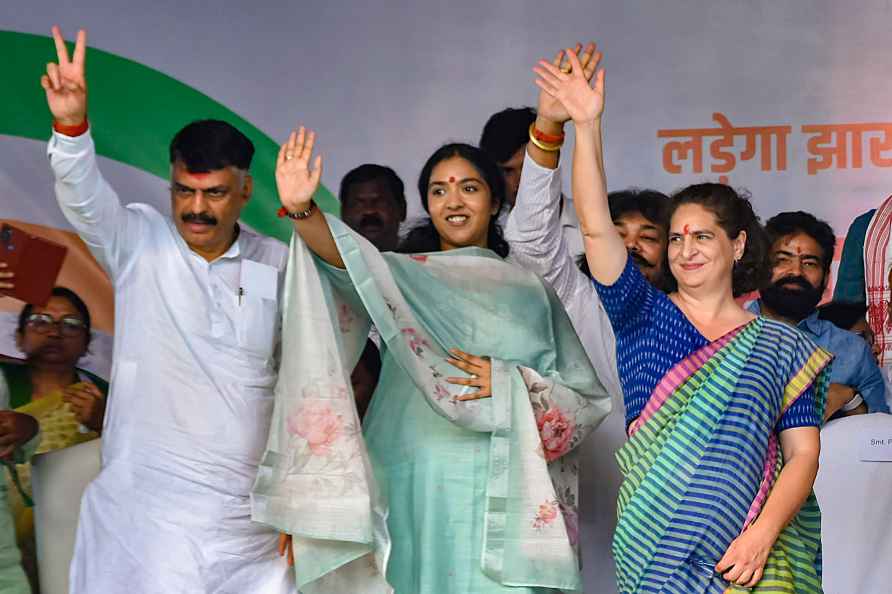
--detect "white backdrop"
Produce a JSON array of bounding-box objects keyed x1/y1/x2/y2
[
  {"x1": 5, "y1": 2, "x2": 892, "y2": 592},
  {"x1": 6, "y1": 1, "x2": 892, "y2": 228}
]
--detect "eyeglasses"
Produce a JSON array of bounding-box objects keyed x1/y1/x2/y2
[{"x1": 25, "y1": 313, "x2": 87, "y2": 337}]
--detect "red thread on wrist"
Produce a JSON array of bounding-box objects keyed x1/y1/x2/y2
[
  {"x1": 53, "y1": 117, "x2": 89, "y2": 137},
  {"x1": 531, "y1": 125, "x2": 565, "y2": 144}
]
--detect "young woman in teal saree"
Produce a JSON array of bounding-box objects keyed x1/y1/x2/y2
[
  {"x1": 533, "y1": 47, "x2": 831, "y2": 592},
  {"x1": 251, "y1": 131, "x2": 611, "y2": 593}
]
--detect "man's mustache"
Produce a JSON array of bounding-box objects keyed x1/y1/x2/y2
[
  {"x1": 182, "y1": 212, "x2": 217, "y2": 226},
  {"x1": 773, "y1": 275, "x2": 812, "y2": 291}
]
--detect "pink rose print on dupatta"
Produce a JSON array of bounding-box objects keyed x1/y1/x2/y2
[
  {"x1": 535, "y1": 406, "x2": 574, "y2": 462},
  {"x1": 287, "y1": 400, "x2": 344, "y2": 456},
  {"x1": 401, "y1": 327, "x2": 431, "y2": 356},
  {"x1": 409, "y1": 254, "x2": 428, "y2": 263},
  {"x1": 433, "y1": 383, "x2": 451, "y2": 401},
  {"x1": 532, "y1": 499, "x2": 560, "y2": 530}
]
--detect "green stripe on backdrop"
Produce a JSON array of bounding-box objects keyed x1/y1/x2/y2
[{"x1": 1, "y1": 30, "x2": 338, "y2": 242}]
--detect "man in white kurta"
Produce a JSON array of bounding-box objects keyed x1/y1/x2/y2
[{"x1": 41, "y1": 27, "x2": 293, "y2": 593}]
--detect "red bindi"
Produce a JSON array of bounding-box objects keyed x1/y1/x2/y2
[
  {"x1": 683, "y1": 224, "x2": 690, "y2": 235},
  {"x1": 448, "y1": 176, "x2": 455, "y2": 183}
]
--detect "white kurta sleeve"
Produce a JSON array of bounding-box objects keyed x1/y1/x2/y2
[
  {"x1": 47, "y1": 129, "x2": 143, "y2": 278},
  {"x1": 505, "y1": 151, "x2": 624, "y2": 401},
  {"x1": 504, "y1": 152, "x2": 588, "y2": 302}
]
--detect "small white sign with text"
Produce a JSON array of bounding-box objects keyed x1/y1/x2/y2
[{"x1": 860, "y1": 435, "x2": 892, "y2": 462}]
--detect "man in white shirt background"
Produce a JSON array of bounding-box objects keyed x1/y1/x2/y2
[{"x1": 40, "y1": 26, "x2": 293, "y2": 593}]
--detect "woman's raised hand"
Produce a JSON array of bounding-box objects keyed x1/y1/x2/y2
[
  {"x1": 535, "y1": 42, "x2": 601, "y2": 126},
  {"x1": 41, "y1": 26, "x2": 88, "y2": 126},
  {"x1": 533, "y1": 45, "x2": 604, "y2": 127},
  {"x1": 276, "y1": 126, "x2": 323, "y2": 213}
]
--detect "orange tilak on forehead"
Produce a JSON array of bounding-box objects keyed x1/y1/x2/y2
[
  {"x1": 782, "y1": 238, "x2": 803, "y2": 255},
  {"x1": 683, "y1": 224, "x2": 691, "y2": 235}
]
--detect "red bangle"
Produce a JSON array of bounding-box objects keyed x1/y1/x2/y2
[
  {"x1": 277, "y1": 201, "x2": 316, "y2": 220},
  {"x1": 53, "y1": 117, "x2": 89, "y2": 137},
  {"x1": 531, "y1": 124, "x2": 565, "y2": 144}
]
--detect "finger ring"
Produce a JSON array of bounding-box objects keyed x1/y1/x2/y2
[
  {"x1": 285, "y1": 152, "x2": 294, "y2": 160},
  {"x1": 470, "y1": 374, "x2": 478, "y2": 380}
]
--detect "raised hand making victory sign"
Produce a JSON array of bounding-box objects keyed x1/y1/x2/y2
[
  {"x1": 41, "y1": 26, "x2": 88, "y2": 127},
  {"x1": 39, "y1": 23, "x2": 295, "y2": 594}
]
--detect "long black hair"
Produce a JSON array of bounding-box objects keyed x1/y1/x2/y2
[{"x1": 398, "y1": 143, "x2": 509, "y2": 257}]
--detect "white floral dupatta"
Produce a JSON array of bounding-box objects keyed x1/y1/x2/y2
[{"x1": 252, "y1": 216, "x2": 611, "y2": 593}]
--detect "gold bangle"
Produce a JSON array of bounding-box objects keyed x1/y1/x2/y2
[{"x1": 528, "y1": 123, "x2": 563, "y2": 152}]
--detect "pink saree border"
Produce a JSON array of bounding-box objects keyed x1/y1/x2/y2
[{"x1": 627, "y1": 323, "x2": 745, "y2": 438}]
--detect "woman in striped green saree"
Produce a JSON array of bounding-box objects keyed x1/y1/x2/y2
[
  {"x1": 608, "y1": 309, "x2": 831, "y2": 593},
  {"x1": 534, "y1": 48, "x2": 831, "y2": 592}
]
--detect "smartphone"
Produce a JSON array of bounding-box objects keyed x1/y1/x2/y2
[{"x1": 0, "y1": 224, "x2": 68, "y2": 306}]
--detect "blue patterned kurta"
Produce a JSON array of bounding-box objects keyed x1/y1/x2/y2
[{"x1": 592, "y1": 259, "x2": 821, "y2": 430}]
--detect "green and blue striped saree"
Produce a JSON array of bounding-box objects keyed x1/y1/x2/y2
[{"x1": 613, "y1": 317, "x2": 831, "y2": 593}]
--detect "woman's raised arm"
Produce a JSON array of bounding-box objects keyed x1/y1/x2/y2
[
  {"x1": 276, "y1": 126, "x2": 344, "y2": 268},
  {"x1": 534, "y1": 48, "x2": 627, "y2": 284}
]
